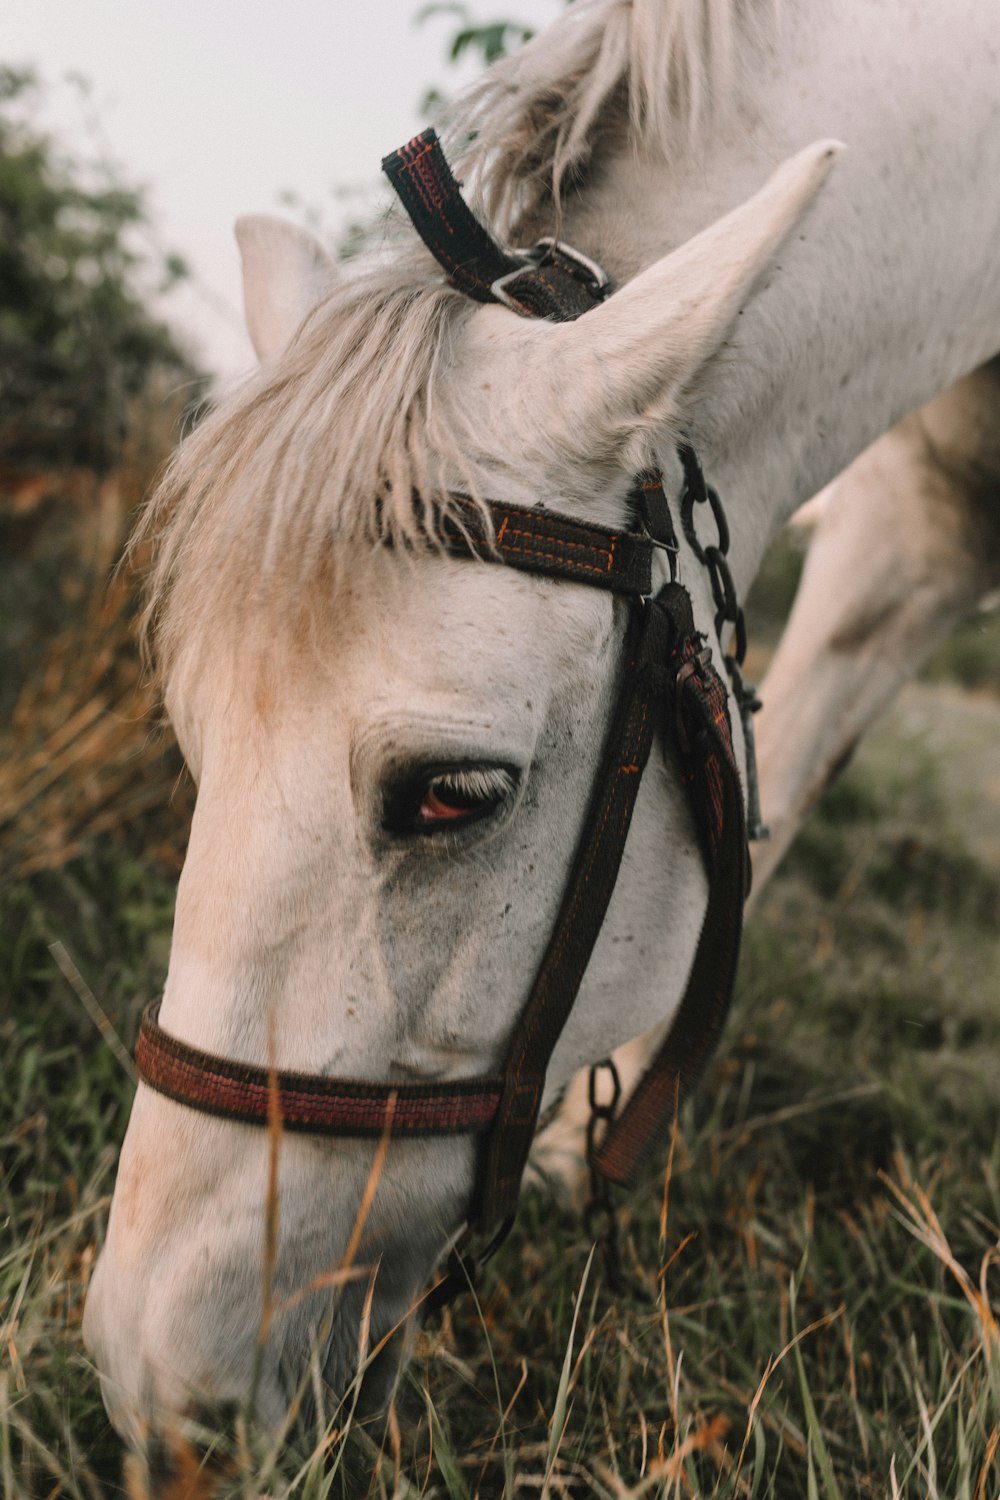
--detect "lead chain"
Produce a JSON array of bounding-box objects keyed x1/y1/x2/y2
[
  {"x1": 584, "y1": 1059, "x2": 624, "y2": 1291},
  {"x1": 677, "y1": 445, "x2": 769, "y2": 841}
]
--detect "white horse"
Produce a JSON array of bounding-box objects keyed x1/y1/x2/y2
[{"x1": 84, "y1": 0, "x2": 1000, "y2": 1451}]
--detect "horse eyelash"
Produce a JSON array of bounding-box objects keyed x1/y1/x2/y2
[{"x1": 428, "y1": 766, "x2": 516, "y2": 802}]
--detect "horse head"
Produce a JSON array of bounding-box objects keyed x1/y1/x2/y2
[{"x1": 83, "y1": 135, "x2": 836, "y2": 1450}]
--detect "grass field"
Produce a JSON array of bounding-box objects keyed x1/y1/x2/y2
[{"x1": 2, "y1": 521, "x2": 999, "y2": 1498}]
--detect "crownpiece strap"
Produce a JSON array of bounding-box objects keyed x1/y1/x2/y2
[
  {"x1": 382, "y1": 131, "x2": 611, "y2": 320},
  {"x1": 382, "y1": 130, "x2": 516, "y2": 302}
]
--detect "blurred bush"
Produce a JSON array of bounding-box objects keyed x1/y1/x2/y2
[
  {"x1": 0, "y1": 65, "x2": 195, "y2": 472},
  {"x1": 1, "y1": 67, "x2": 202, "y2": 877}
]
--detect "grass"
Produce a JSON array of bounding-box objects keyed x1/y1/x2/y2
[{"x1": 3, "y1": 527, "x2": 999, "y2": 1496}]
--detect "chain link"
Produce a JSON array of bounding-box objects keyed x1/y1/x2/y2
[
  {"x1": 582, "y1": 447, "x2": 767, "y2": 1292},
  {"x1": 678, "y1": 445, "x2": 769, "y2": 841},
  {"x1": 584, "y1": 1059, "x2": 624, "y2": 1290}
]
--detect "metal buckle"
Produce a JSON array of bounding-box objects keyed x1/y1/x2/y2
[
  {"x1": 490, "y1": 262, "x2": 534, "y2": 313},
  {"x1": 490, "y1": 237, "x2": 611, "y2": 312},
  {"x1": 638, "y1": 520, "x2": 680, "y2": 582},
  {"x1": 533, "y1": 237, "x2": 611, "y2": 294}
]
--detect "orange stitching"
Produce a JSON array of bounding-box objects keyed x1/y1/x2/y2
[
  {"x1": 499, "y1": 524, "x2": 610, "y2": 558},
  {"x1": 485, "y1": 504, "x2": 635, "y2": 573},
  {"x1": 505, "y1": 537, "x2": 603, "y2": 557},
  {"x1": 496, "y1": 514, "x2": 508, "y2": 545},
  {"x1": 500, "y1": 543, "x2": 606, "y2": 575},
  {"x1": 495, "y1": 525, "x2": 616, "y2": 576}
]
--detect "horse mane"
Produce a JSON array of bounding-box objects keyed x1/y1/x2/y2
[
  {"x1": 138, "y1": 0, "x2": 768, "y2": 684},
  {"x1": 455, "y1": 0, "x2": 763, "y2": 237}
]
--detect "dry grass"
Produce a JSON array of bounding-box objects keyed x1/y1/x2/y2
[{"x1": 0, "y1": 390, "x2": 196, "y2": 882}]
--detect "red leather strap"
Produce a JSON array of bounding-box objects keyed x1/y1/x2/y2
[{"x1": 135, "y1": 1001, "x2": 503, "y2": 1138}]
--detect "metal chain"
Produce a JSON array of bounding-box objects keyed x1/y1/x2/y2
[
  {"x1": 678, "y1": 444, "x2": 769, "y2": 841},
  {"x1": 582, "y1": 447, "x2": 766, "y2": 1292},
  {"x1": 584, "y1": 1059, "x2": 625, "y2": 1291}
]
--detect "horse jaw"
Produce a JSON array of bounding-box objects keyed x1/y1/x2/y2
[{"x1": 234, "y1": 214, "x2": 338, "y2": 360}]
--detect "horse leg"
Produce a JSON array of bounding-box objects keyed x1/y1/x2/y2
[
  {"x1": 532, "y1": 358, "x2": 1000, "y2": 1202},
  {"x1": 751, "y1": 356, "x2": 1000, "y2": 889}
]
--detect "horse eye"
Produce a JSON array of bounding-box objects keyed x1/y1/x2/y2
[{"x1": 384, "y1": 766, "x2": 516, "y2": 837}]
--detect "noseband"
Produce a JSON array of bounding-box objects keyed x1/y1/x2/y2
[{"x1": 135, "y1": 131, "x2": 758, "y2": 1306}]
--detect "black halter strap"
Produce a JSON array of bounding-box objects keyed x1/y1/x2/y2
[
  {"x1": 382, "y1": 131, "x2": 611, "y2": 320},
  {"x1": 134, "y1": 129, "x2": 752, "y2": 1311},
  {"x1": 384, "y1": 129, "x2": 749, "y2": 1217}
]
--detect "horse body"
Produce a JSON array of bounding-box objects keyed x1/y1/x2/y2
[
  {"x1": 85, "y1": 0, "x2": 1000, "y2": 1449},
  {"x1": 554, "y1": 0, "x2": 1000, "y2": 583}
]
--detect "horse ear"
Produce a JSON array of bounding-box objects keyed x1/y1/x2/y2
[
  {"x1": 234, "y1": 215, "x2": 338, "y2": 361},
  {"x1": 551, "y1": 140, "x2": 844, "y2": 439}
]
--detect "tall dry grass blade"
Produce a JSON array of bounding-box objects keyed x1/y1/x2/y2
[
  {"x1": 245, "y1": 1010, "x2": 284, "y2": 1441},
  {"x1": 265, "y1": 1116, "x2": 409, "y2": 1492},
  {"x1": 542, "y1": 1245, "x2": 595, "y2": 1498},
  {"x1": 423, "y1": 1386, "x2": 470, "y2": 1500},
  {"x1": 49, "y1": 941, "x2": 137, "y2": 1083},
  {"x1": 341, "y1": 1092, "x2": 397, "y2": 1278},
  {"x1": 789, "y1": 1263, "x2": 844, "y2": 1500},
  {"x1": 880, "y1": 1168, "x2": 1000, "y2": 1359},
  {"x1": 974, "y1": 1426, "x2": 999, "y2": 1500},
  {"x1": 474, "y1": 1358, "x2": 528, "y2": 1498},
  {"x1": 259, "y1": 1013, "x2": 283, "y2": 1349},
  {"x1": 733, "y1": 1303, "x2": 844, "y2": 1479},
  {"x1": 658, "y1": 1086, "x2": 681, "y2": 1246}
]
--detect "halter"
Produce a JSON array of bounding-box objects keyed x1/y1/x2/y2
[{"x1": 135, "y1": 130, "x2": 756, "y2": 1307}]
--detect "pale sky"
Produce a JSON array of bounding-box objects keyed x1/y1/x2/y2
[{"x1": 5, "y1": 0, "x2": 560, "y2": 378}]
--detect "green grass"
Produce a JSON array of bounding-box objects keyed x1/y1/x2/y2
[{"x1": 1, "y1": 844, "x2": 178, "y2": 1499}]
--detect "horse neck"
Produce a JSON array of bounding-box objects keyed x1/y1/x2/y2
[{"x1": 552, "y1": 0, "x2": 1000, "y2": 596}]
